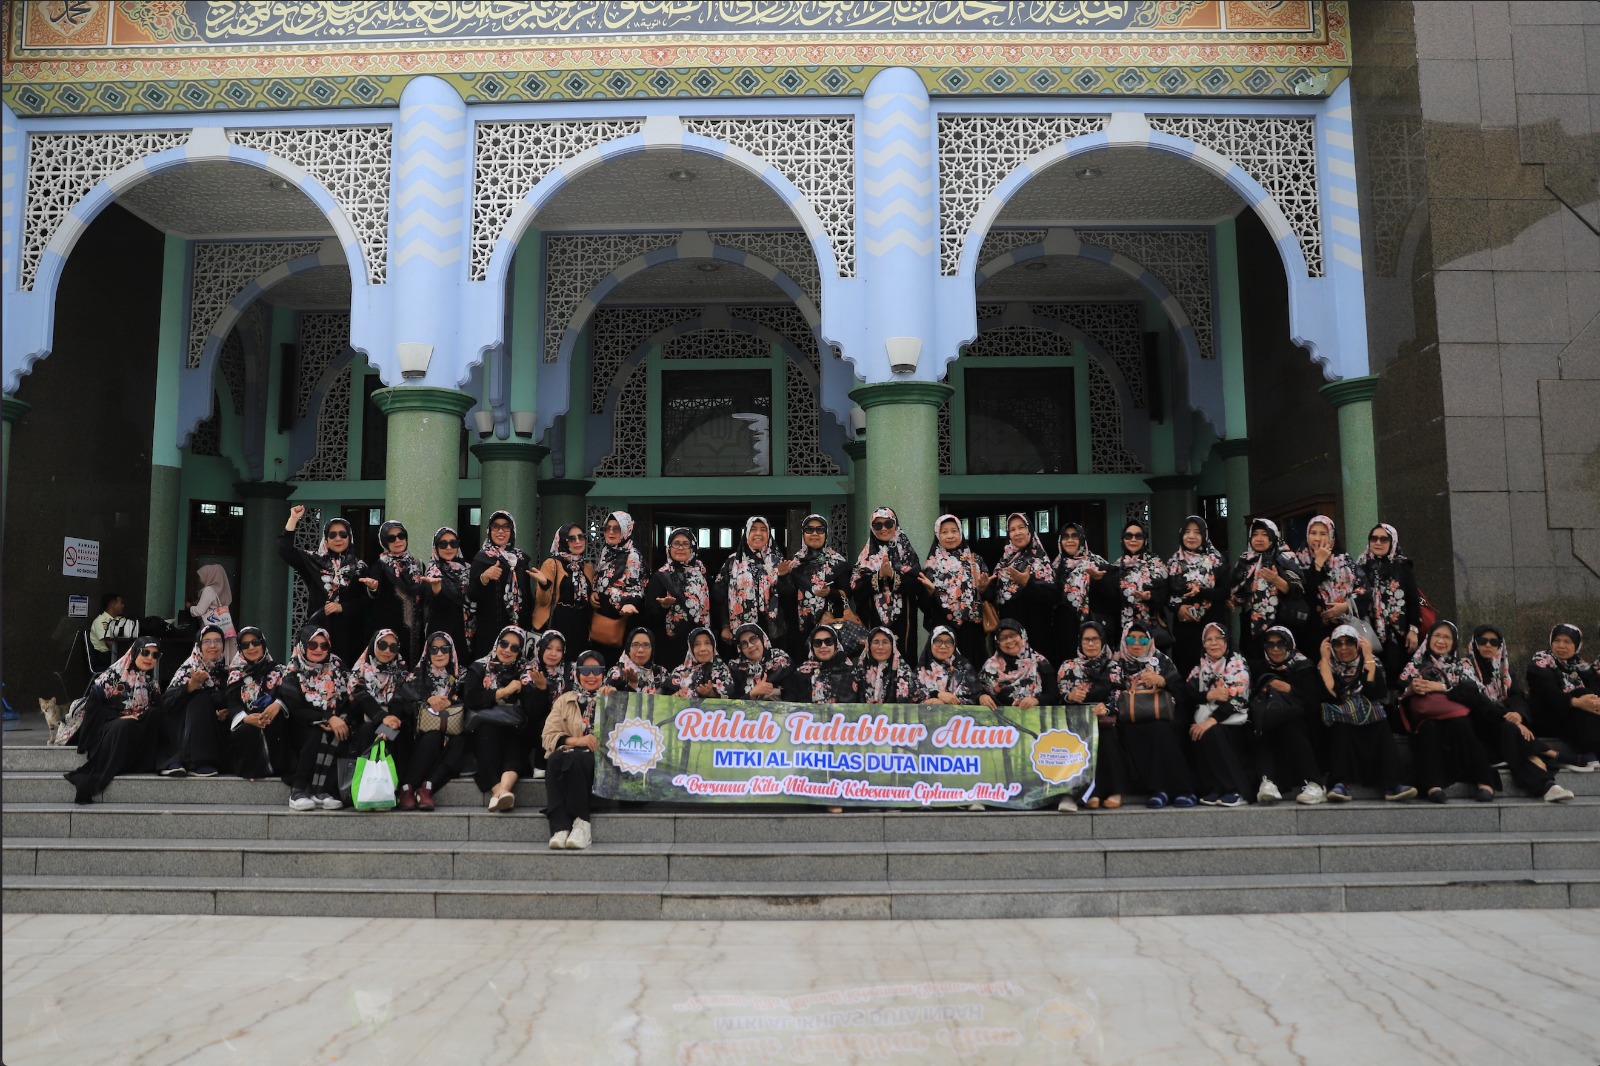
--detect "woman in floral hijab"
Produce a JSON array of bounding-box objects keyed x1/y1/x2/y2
[
  {"x1": 1184, "y1": 622, "x2": 1252, "y2": 807},
  {"x1": 424, "y1": 526, "x2": 475, "y2": 662},
  {"x1": 1166, "y1": 515, "x2": 1227, "y2": 678},
  {"x1": 278, "y1": 626, "x2": 352, "y2": 811},
  {"x1": 645, "y1": 527, "x2": 711, "y2": 667},
  {"x1": 1297, "y1": 514, "x2": 1358, "y2": 647},
  {"x1": 396, "y1": 631, "x2": 464, "y2": 811},
  {"x1": 714, "y1": 516, "x2": 790, "y2": 650},
  {"x1": 65, "y1": 638, "x2": 164, "y2": 804},
  {"x1": 1227, "y1": 518, "x2": 1306, "y2": 659},
  {"x1": 156, "y1": 624, "x2": 230, "y2": 779},
  {"x1": 1398, "y1": 620, "x2": 1500, "y2": 803},
  {"x1": 1467, "y1": 623, "x2": 1582, "y2": 802},
  {"x1": 728, "y1": 623, "x2": 793, "y2": 701},
  {"x1": 1526, "y1": 623, "x2": 1600, "y2": 758},
  {"x1": 592, "y1": 510, "x2": 646, "y2": 657},
  {"x1": 1111, "y1": 518, "x2": 1169, "y2": 639},
  {"x1": 470, "y1": 510, "x2": 533, "y2": 657},
  {"x1": 1051, "y1": 522, "x2": 1115, "y2": 665},
  {"x1": 370, "y1": 520, "x2": 427, "y2": 662},
  {"x1": 979, "y1": 618, "x2": 1053, "y2": 710},
  {"x1": 917, "y1": 514, "x2": 991, "y2": 669},
  {"x1": 989, "y1": 513, "x2": 1055, "y2": 657},
  {"x1": 225, "y1": 626, "x2": 291, "y2": 781},
  {"x1": 781, "y1": 513, "x2": 849, "y2": 659},
  {"x1": 671, "y1": 627, "x2": 736, "y2": 699},
  {"x1": 279, "y1": 505, "x2": 374, "y2": 665},
  {"x1": 1353, "y1": 522, "x2": 1420, "y2": 694},
  {"x1": 850, "y1": 506, "x2": 921, "y2": 653},
  {"x1": 918, "y1": 625, "x2": 980, "y2": 706},
  {"x1": 857, "y1": 626, "x2": 924, "y2": 705}
]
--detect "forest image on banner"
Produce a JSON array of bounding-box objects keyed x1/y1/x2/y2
[{"x1": 594, "y1": 694, "x2": 1098, "y2": 810}]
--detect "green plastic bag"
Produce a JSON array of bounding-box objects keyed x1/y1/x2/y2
[{"x1": 351, "y1": 739, "x2": 398, "y2": 811}]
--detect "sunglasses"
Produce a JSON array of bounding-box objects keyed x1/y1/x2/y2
[
  {"x1": 802, "y1": 525, "x2": 828, "y2": 534},
  {"x1": 382, "y1": 531, "x2": 407, "y2": 543},
  {"x1": 437, "y1": 539, "x2": 459, "y2": 549},
  {"x1": 1264, "y1": 640, "x2": 1289, "y2": 649},
  {"x1": 239, "y1": 638, "x2": 264, "y2": 649},
  {"x1": 566, "y1": 533, "x2": 587, "y2": 542},
  {"x1": 1332, "y1": 638, "x2": 1358, "y2": 647},
  {"x1": 375, "y1": 640, "x2": 399, "y2": 652},
  {"x1": 811, "y1": 636, "x2": 837, "y2": 647},
  {"x1": 496, "y1": 639, "x2": 523, "y2": 652},
  {"x1": 603, "y1": 524, "x2": 623, "y2": 533},
  {"x1": 136, "y1": 647, "x2": 161, "y2": 659},
  {"x1": 738, "y1": 636, "x2": 764, "y2": 647},
  {"x1": 1126, "y1": 635, "x2": 1151, "y2": 645},
  {"x1": 1369, "y1": 535, "x2": 1391, "y2": 543},
  {"x1": 1123, "y1": 532, "x2": 1146, "y2": 540},
  {"x1": 489, "y1": 523, "x2": 513, "y2": 533},
  {"x1": 428, "y1": 645, "x2": 451, "y2": 655},
  {"x1": 576, "y1": 665, "x2": 605, "y2": 677},
  {"x1": 1476, "y1": 636, "x2": 1503, "y2": 648},
  {"x1": 871, "y1": 519, "x2": 897, "y2": 531},
  {"x1": 325, "y1": 530, "x2": 350, "y2": 540},
  {"x1": 305, "y1": 641, "x2": 330, "y2": 651}
]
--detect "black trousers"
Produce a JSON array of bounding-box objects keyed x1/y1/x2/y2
[
  {"x1": 543, "y1": 747, "x2": 595, "y2": 833},
  {"x1": 404, "y1": 730, "x2": 467, "y2": 791},
  {"x1": 473, "y1": 720, "x2": 522, "y2": 792},
  {"x1": 1120, "y1": 717, "x2": 1195, "y2": 797},
  {"x1": 1494, "y1": 719, "x2": 1557, "y2": 797},
  {"x1": 1412, "y1": 716, "x2": 1498, "y2": 792},
  {"x1": 64, "y1": 717, "x2": 150, "y2": 802},
  {"x1": 1254, "y1": 717, "x2": 1322, "y2": 788},
  {"x1": 229, "y1": 716, "x2": 290, "y2": 779},
  {"x1": 156, "y1": 696, "x2": 228, "y2": 773},
  {"x1": 1192, "y1": 723, "x2": 1253, "y2": 796},
  {"x1": 1325, "y1": 720, "x2": 1404, "y2": 789},
  {"x1": 285, "y1": 718, "x2": 346, "y2": 793},
  {"x1": 1089, "y1": 719, "x2": 1127, "y2": 800}
]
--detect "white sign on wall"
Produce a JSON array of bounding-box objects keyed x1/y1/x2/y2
[
  {"x1": 63, "y1": 537, "x2": 100, "y2": 578},
  {"x1": 68, "y1": 595, "x2": 89, "y2": 618}
]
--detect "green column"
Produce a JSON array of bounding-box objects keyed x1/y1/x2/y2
[
  {"x1": 843, "y1": 438, "x2": 868, "y2": 548},
  {"x1": 145, "y1": 234, "x2": 188, "y2": 616},
  {"x1": 849, "y1": 382, "x2": 952, "y2": 558},
  {"x1": 235, "y1": 481, "x2": 295, "y2": 649},
  {"x1": 536, "y1": 478, "x2": 594, "y2": 543},
  {"x1": 372, "y1": 387, "x2": 476, "y2": 545},
  {"x1": 2, "y1": 395, "x2": 28, "y2": 510},
  {"x1": 1212, "y1": 438, "x2": 1251, "y2": 561},
  {"x1": 1144, "y1": 474, "x2": 1199, "y2": 546},
  {"x1": 473, "y1": 441, "x2": 548, "y2": 544},
  {"x1": 1320, "y1": 375, "x2": 1381, "y2": 543}
]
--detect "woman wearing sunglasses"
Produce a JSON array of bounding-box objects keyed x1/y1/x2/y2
[
  {"x1": 470, "y1": 510, "x2": 534, "y2": 658},
  {"x1": 644, "y1": 527, "x2": 710, "y2": 668},
  {"x1": 521, "y1": 629, "x2": 573, "y2": 783},
  {"x1": 1117, "y1": 620, "x2": 1197, "y2": 809},
  {"x1": 537, "y1": 524, "x2": 597, "y2": 651},
  {"x1": 542, "y1": 649, "x2": 607, "y2": 850},
  {"x1": 786, "y1": 623, "x2": 860, "y2": 705},
  {"x1": 423, "y1": 526, "x2": 474, "y2": 659},
  {"x1": 850, "y1": 507, "x2": 921, "y2": 655},
  {"x1": 1248, "y1": 627, "x2": 1325, "y2": 806},
  {"x1": 1352, "y1": 523, "x2": 1420, "y2": 698},
  {"x1": 155, "y1": 624, "x2": 231, "y2": 779},
  {"x1": 225, "y1": 627, "x2": 291, "y2": 781},
  {"x1": 1111, "y1": 518, "x2": 1170, "y2": 642},
  {"x1": 279, "y1": 627, "x2": 353, "y2": 811},
  {"x1": 591, "y1": 511, "x2": 647, "y2": 661},
  {"x1": 1466, "y1": 623, "x2": 1582, "y2": 801},
  {"x1": 780, "y1": 514, "x2": 850, "y2": 660},
  {"x1": 280, "y1": 504, "x2": 376, "y2": 665},
  {"x1": 348, "y1": 628, "x2": 413, "y2": 792},
  {"x1": 1316, "y1": 625, "x2": 1415, "y2": 803},
  {"x1": 64, "y1": 638, "x2": 164, "y2": 805},
  {"x1": 464, "y1": 625, "x2": 532, "y2": 811},
  {"x1": 395, "y1": 632, "x2": 464, "y2": 811},
  {"x1": 369, "y1": 520, "x2": 427, "y2": 663}
]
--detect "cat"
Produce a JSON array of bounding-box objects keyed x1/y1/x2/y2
[{"x1": 37, "y1": 697, "x2": 73, "y2": 745}]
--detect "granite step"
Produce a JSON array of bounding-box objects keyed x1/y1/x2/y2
[
  {"x1": 5, "y1": 868, "x2": 1596, "y2": 920},
  {"x1": 5, "y1": 830, "x2": 1595, "y2": 885},
  {"x1": 2, "y1": 771, "x2": 549, "y2": 807},
  {"x1": 6, "y1": 796, "x2": 1596, "y2": 846}
]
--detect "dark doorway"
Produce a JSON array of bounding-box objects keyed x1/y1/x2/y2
[
  {"x1": 940, "y1": 500, "x2": 1109, "y2": 569},
  {"x1": 643, "y1": 504, "x2": 806, "y2": 575},
  {"x1": 185, "y1": 500, "x2": 244, "y2": 622}
]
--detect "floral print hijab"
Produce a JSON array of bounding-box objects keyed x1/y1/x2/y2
[
  {"x1": 96, "y1": 638, "x2": 161, "y2": 716},
  {"x1": 228, "y1": 627, "x2": 287, "y2": 707},
  {"x1": 1188, "y1": 621, "x2": 1250, "y2": 706},
  {"x1": 1532, "y1": 623, "x2": 1588, "y2": 693},
  {"x1": 922, "y1": 513, "x2": 986, "y2": 627},
  {"x1": 994, "y1": 512, "x2": 1053, "y2": 606},
  {"x1": 918, "y1": 625, "x2": 979, "y2": 702},
  {"x1": 1469, "y1": 623, "x2": 1514, "y2": 702},
  {"x1": 721, "y1": 516, "x2": 784, "y2": 630},
  {"x1": 1296, "y1": 514, "x2": 1358, "y2": 609},
  {"x1": 288, "y1": 626, "x2": 346, "y2": 714},
  {"x1": 475, "y1": 624, "x2": 529, "y2": 693},
  {"x1": 606, "y1": 627, "x2": 673, "y2": 693},
  {"x1": 595, "y1": 511, "x2": 645, "y2": 610},
  {"x1": 350, "y1": 627, "x2": 408, "y2": 706},
  {"x1": 1401, "y1": 620, "x2": 1480, "y2": 691},
  {"x1": 166, "y1": 625, "x2": 228, "y2": 697},
  {"x1": 1058, "y1": 619, "x2": 1124, "y2": 694},
  {"x1": 1116, "y1": 519, "x2": 1168, "y2": 631},
  {"x1": 671, "y1": 627, "x2": 736, "y2": 696},
  {"x1": 1054, "y1": 523, "x2": 1110, "y2": 621},
  {"x1": 857, "y1": 626, "x2": 923, "y2": 704},
  {"x1": 1356, "y1": 523, "x2": 1409, "y2": 643},
  {"x1": 658, "y1": 527, "x2": 711, "y2": 637},
  {"x1": 853, "y1": 507, "x2": 921, "y2": 626},
  {"x1": 1167, "y1": 515, "x2": 1226, "y2": 608},
  {"x1": 981, "y1": 619, "x2": 1049, "y2": 702},
  {"x1": 789, "y1": 513, "x2": 848, "y2": 628},
  {"x1": 412, "y1": 631, "x2": 461, "y2": 701}
]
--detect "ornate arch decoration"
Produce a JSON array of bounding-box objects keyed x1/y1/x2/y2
[
  {"x1": 286, "y1": 312, "x2": 358, "y2": 482},
  {"x1": 5, "y1": 126, "x2": 381, "y2": 395}
]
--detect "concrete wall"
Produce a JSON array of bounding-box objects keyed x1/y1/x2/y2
[
  {"x1": 1, "y1": 205, "x2": 165, "y2": 703},
  {"x1": 1350, "y1": 0, "x2": 1600, "y2": 658}
]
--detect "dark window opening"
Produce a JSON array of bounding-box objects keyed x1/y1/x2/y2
[
  {"x1": 661, "y1": 369, "x2": 772, "y2": 477},
  {"x1": 964, "y1": 367, "x2": 1076, "y2": 475}
]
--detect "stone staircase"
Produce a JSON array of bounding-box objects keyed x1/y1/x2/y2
[{"x1": 4, "y1": 740, "x2": 1597, "y2": 920}]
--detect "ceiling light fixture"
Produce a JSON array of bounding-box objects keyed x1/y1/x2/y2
[
  {"x1": 666, "y1": 168, "x2": 697, "y2": 182},
  {"x1": 1023, "y1": 260, "x2": 1049, "y2": 272},
  {"x1": 266, "y1": 178, "x2": 295, "y2": 192},
  {"x1": 1075, "y1": 167, "x2": 1103, "y2": 180},
  {"x1": 696, "y1": 262, "x2": 722, "y2": 273}
]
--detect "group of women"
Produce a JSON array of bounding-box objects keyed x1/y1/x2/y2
[{"x1": 65, "y1": 506, "x2": 1598, "y2": 843}]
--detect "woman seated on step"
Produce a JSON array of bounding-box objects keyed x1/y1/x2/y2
[
  {"x1": 155, "y1": 624, "x2": 231, "y2": 779},
  {"x1": 346, "y1": 628, "x2": 412, "y2": 810},
  {"x1": 1398, "y1": 620, "x2": 1504, "y2": 804},
  {"x1": 226, "y1": 627, "x2": 291, "y2": 782},
  {"x1": 671, "y1": 627, "x2": 736, "y2": 700},
  {"x1": 1314, "y1": 624, "x2": 1415, "y2": 803},
  {"x1": 1464, "y1": 622, "x2": 1580, "y2": 803},
  {"x1": 64, "y1": 638, "x2": 164, "y2": 805},
  {"x1": 727, "y1": 623, "x2": 794, "y2": 701},
  {"x1": 1115, "y1": 619, "x2": 1197, "y2": 810},
  {"x1": 1247, "y1": 627, "x2": 1325, "y2": 807},
  {"x1": 1526, "y1": 623, "x2": 1600, "y2": 763},
  {"x1": 786, "y1": 622, "x2": 862, "y2": 813},
  {"x1": 464, "y1": 624, "x2": 532, "y2": 812},
  {"x1": 395, "y1": 632, "x2": 464, "y2": 811},
  {"x1": 601, "y1": 627, "x2": 674, "y2": 696},
  {"x1": 542, "y1": 649, "x2": 606, "y2": 851},
  {"x1": 1058, "y1": 620, "x2": 1126, "y2": 810},
  {"x1": 1183, "y1": 622, "x2": 1252, "y2": 808},
  {"x1": 278, "y1": 626, "x2": 353, "y2": 812}
]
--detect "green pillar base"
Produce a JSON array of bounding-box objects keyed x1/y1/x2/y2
[
  {"x1": 1144, "y1": 474, "x2": 1200, "y2": 547},
  {"x1": 1320, "y1": 376, "x2": 1381, "y2": 544},
  {"x1": 849, "y1": 381, "x2": 952, "y2": 562},
  {"x1": 843, "y1": 438, "x2": 868, "y2": 548},
  {"x1": 235, "y1": 481, "x2": 296, "y2": 650},
  {"x1": 537, "y1": 478, "x2": 595, "y2": 545},
  {"x1": 473, "y1": 440, "x2": 548, "y2": 546},
  {"x1": 2, "y1": 396, "x2": 29, "y2": 510},
  {"x1": 373, "y1": 386, "x2": 477, "y2": 544},
  {"x1": 144, "y1": 463, "x2": 182, "y2": 616}
]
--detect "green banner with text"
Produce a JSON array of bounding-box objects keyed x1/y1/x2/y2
[{"x1": 593, "y1": 694, "x2": 1097, "y2": 810}]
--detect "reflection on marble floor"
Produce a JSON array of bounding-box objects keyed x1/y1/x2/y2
[{"x1": 3, "y1": 909, "x2": 1598, "y2": 1065}]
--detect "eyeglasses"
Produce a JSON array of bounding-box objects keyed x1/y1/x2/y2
[
  {"x1": 429, "y1": 645, "x2": 451, "y2": 655},
  {"x1": 811, "y1": 636, "x2": 837, "y2": 647},
  {"x1": 305, "y1": 641, "x2": 330, "y2": 651},
  {"x1": 239, "y1": 638, "x2": 264, "y2": 649},
  {"x1": 738, "y1": 636, "x2": 764, "y2": 648},
  {"x1": 375, "y1": 640, "x2": 399, "y2": 652},
  {"x1": 628, "y1": 641, "x2": 653, "y2": 650},
  {"x1": 1476, "y1": 636, "x2": 1503, "y2": 648},
  {"x1": 576, "y1": 665, "x2": 605, "y2": 677},
  {"x1": 932, "y1": 637, "x2": 955, "y2": 646},
  {"x1": 1368, "y1": 534, "x2": 1391, "y2": 543},
  {"x1": 200, "y1": 638, "x2": 224, "y2": 646},
  {"x1": 802, "y1": 525, "x2": 827, "y2": 534},
  {"x1": 1264, "y1": 640, "x2": 1289, "y2": 649},
  {"x1": 1123, "y1": 532, "x2": 1146, "y2": 541},
  {"x1": 382, "y1": 530, "x2": 407, "y2": 543},
  {"x1": 1126, "y1": 635, "x2": 1151, "y2": 646},
  {"x1": 496, "y1": 639, "x2": 523, "y2": 652},
  {"x1": 325, "y1": 530, "x2": 350, "y2": 540},
  {"x1": 871, "y1": 519, "x2": 897, "y2": 531},
  {"x1": 489, "y1": 523, "x2": 512, "y2": 533},
  {"x1": 437, "y1": 539, "x2": 459, "y2": 549}
]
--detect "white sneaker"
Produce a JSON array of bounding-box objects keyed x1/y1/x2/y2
[
  {"x1": 314, "y1": 792, "x2": 343, "y2": 810},
  {"x1": 1296, "y1": 782, "x2": 1326, "y2": 805},
  {"x1": 566, "y1": 818, "x2": 591, "y2": 850},
  {"x1": 487, "y1": 790, "x2": 515, "y2": 812},
  {"x1": 548, "y1": 830, "x2": 569, "y2": 849},
  {"x1": 1057, "y1": 796, "x2": 1078, "y2": 812},
  {"x1": 531, "y1": 767, "x2": 546, "y2": 780},
  {"x1": 1256, "y1": 777, "x2": 1282, "y2": 805},
  {"x1": 288, "y1": 789, "x2": 316, "y2": 811},
  {"x1": 1543, "y1": 784, "x2": 1575, "y2": 803}
]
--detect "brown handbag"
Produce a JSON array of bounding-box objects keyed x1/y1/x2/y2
[
  {"x1": 1117, "y1": 689, "x2": 1169, "y2": 723},
  {"x1": 416, "y1": 703, "x2": 468, "y2": 735},
  {"x1": 531, "y1": 559, "x2": 562, "y2": 630},
  {"x1": 590, "y1": 611, "x2": 626, "y2": 647},
  {"x1": 975, "y1": 561, "x2": 1000, "y2": 633}
]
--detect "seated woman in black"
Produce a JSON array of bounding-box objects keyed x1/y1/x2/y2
[
  {"x1": 1468, "y1": 622, "x2": 1581, "y2": 802},
  {"x1": 785, "y1": 623, "x2": 860, "y2": 705},
  {"x1": 347, "y1": 628, "x2": 412, "y2": 795},
  {"x1": 671, "y1": 627, "x2": 736, "y2": 699},
  {"x1": 1315, "y1": 624, "x2": 1415, "y2": 803},
  {"x1": 395, "y1": 632, "x2": 464, "y2": 811},
  {"x1": 226, "y1": 627, "x2": 290, "y2": 781},
  {"x1": 1398, "y1": 620, "x2": 1500, "y2": 803},
  {"x1": 728, "y1": 623, "x2": 793, "y2": 701},
  {"x1": 1115, "y1": 620, "x2": 1196, "y2": 810},
  {"x1": 978, "y1": 619, "x2": 1055, "y2": 711},
  {"x1": 521, "y1": 629, "x2": 571, "y2": 782},
  {"x1": 1248, "y1": 626, "x2": 1325, "y2": 806},
  {"x1": 918, "y1": 625, "x2": 980, "y2": 708},
  {"x1": 64, "y1": 638, "x2": 163, "y2": 805},
  {"x1": 464, "y1": 624, "x2": 530, "y2": 812},
  {"x1": 278, "y1": 626, "x2": 352, "y2": 812},
  {"x1": 1526, "y1": 623, "x2": 1600, "y2": 760},
  {"x1": 1058, "y1": 620, "x2": 1126, "y2": 810},
  {"x1": 1184, "y1": 622, "x2": 1252, "y2": 807},
  {"x1": 156, "y1": 624, "x2": 230, "y2": 778},
  {"x1": 602, "y1": 627, "x2": 674, "y2": 696},
  {"x1": 542, "y1": 649, "x2": 607, "y2": 851}
]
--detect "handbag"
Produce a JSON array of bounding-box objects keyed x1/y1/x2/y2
[
  {"x1": 1116, "y1": 688, "x2": 1169, "y2": 723},
  {"x1": 834, "y1": 614, "x2": 869, "y2": 658},
  {"x1": 1405, "y1": 692, "x2": 1470, "y2": 723},
  {"x1": 1321, "y1": 694, "x2": 1384, "y2": 727},
  {"x1": 1417, "y1": 587, "x2": 1438, "y2": 634},
  {"x1": 470, "y1": 703, "x2": 526, "y2": 731},
  {"x1": 416, "y1": 701, "x2": 469, "y2": 735},
  {"x1": 352, "y1": 739, "x2": 399, "y2": 811},
  {"x1": 590, "y1": 610, "x2": 626, "y2": 647},
  {"x1": 1342, "y1": 616, "x2": 1381, "y2": 650},
  {"x1": 531, "y1": 559, "x2": 561, "y2": 631},
  {"x1": 202, "y1": 604, "x2": 237, "y2": 640},
  {"x1": 1249, "y1": 689, "x2": 1302, "y2": 733},
  {"x1": 981, "y1": 600, "x2": 1000, "y2": 634}
]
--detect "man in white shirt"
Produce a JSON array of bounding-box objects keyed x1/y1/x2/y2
[{"x1": 88, "y1": 593, "x2": 127, "y2": 671}]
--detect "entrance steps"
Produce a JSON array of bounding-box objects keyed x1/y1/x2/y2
[{"x1": 5, "y1": 742, "x2": 1597, "y2": 920}]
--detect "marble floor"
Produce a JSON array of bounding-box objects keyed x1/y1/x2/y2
[{"x1": 3, "y1": 909, "x2": 1597, "y2": 1065}]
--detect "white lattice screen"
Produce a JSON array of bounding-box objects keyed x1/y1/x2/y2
[{"x1": 187, "y1": 240, "x2": 323, "y2": 368}]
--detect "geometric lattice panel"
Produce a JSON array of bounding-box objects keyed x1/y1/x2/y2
[
  {"x1": 293, "y1": 364, "x2": 352, "y2": 482},
  {"x1": 217, "y1": 329, "x2": 246, "y2": 415},
  {"x1": 229, "y1": 126, "x2": 393, "y2": 284},
  {"x1": 594, "y1": 358, "x2": 650, "y2": 477},
  {"x1": 937, "y1": 115, "x2": 1108, "y2": 275},
  {"x1": 785, "y1": 358, "x2": 840, "y2": 476},
  {"x1": 189, "y1": 402, "x2": 221, "y2": 458},
  {"x1": 545, "y1": 232, "x2": 680, "y2": 362},
  {"x1": 1089, "y1": 361, "x2": 1144, "y2": 474},
  {"x1": 471, "y1": 119, "x2": 647, "y2": 281},
  {"x1": 21, "y1": 129, "x2": 191, "y2": 290},
  {"x1": 937, "y1": 395, "x2": 953, "y2": 476},
  {"x1": 683, "y1": 118, "x2": 856, "y2": 277},
  {"x1": 1147, "y1": 115, "x2": 1322, "y2": 276},
  {"x1": 187, "y1": 240, "x2": 323, "y2": 368},
  {"x1": 663, "y1": 330, "x2": 771, "y2": 360},
  {"x1": 1030, "y1": 301, "x2": 1147, "y2": 407},
  {"x1": 591, "y1": 306, "x2": 700, "y2": 414},
  {"x1": 294, "y1": 311, "x2": 353, "y2": 419},
  {"x1": 710, "y1": 229, "x2": 822, "y2": 307},
  {"x1": 735, "y1": 304, "x2": 818, "y2": 362},
  {"x1": 289, "y1": 506, "x2": 324, "y2": 637}
]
